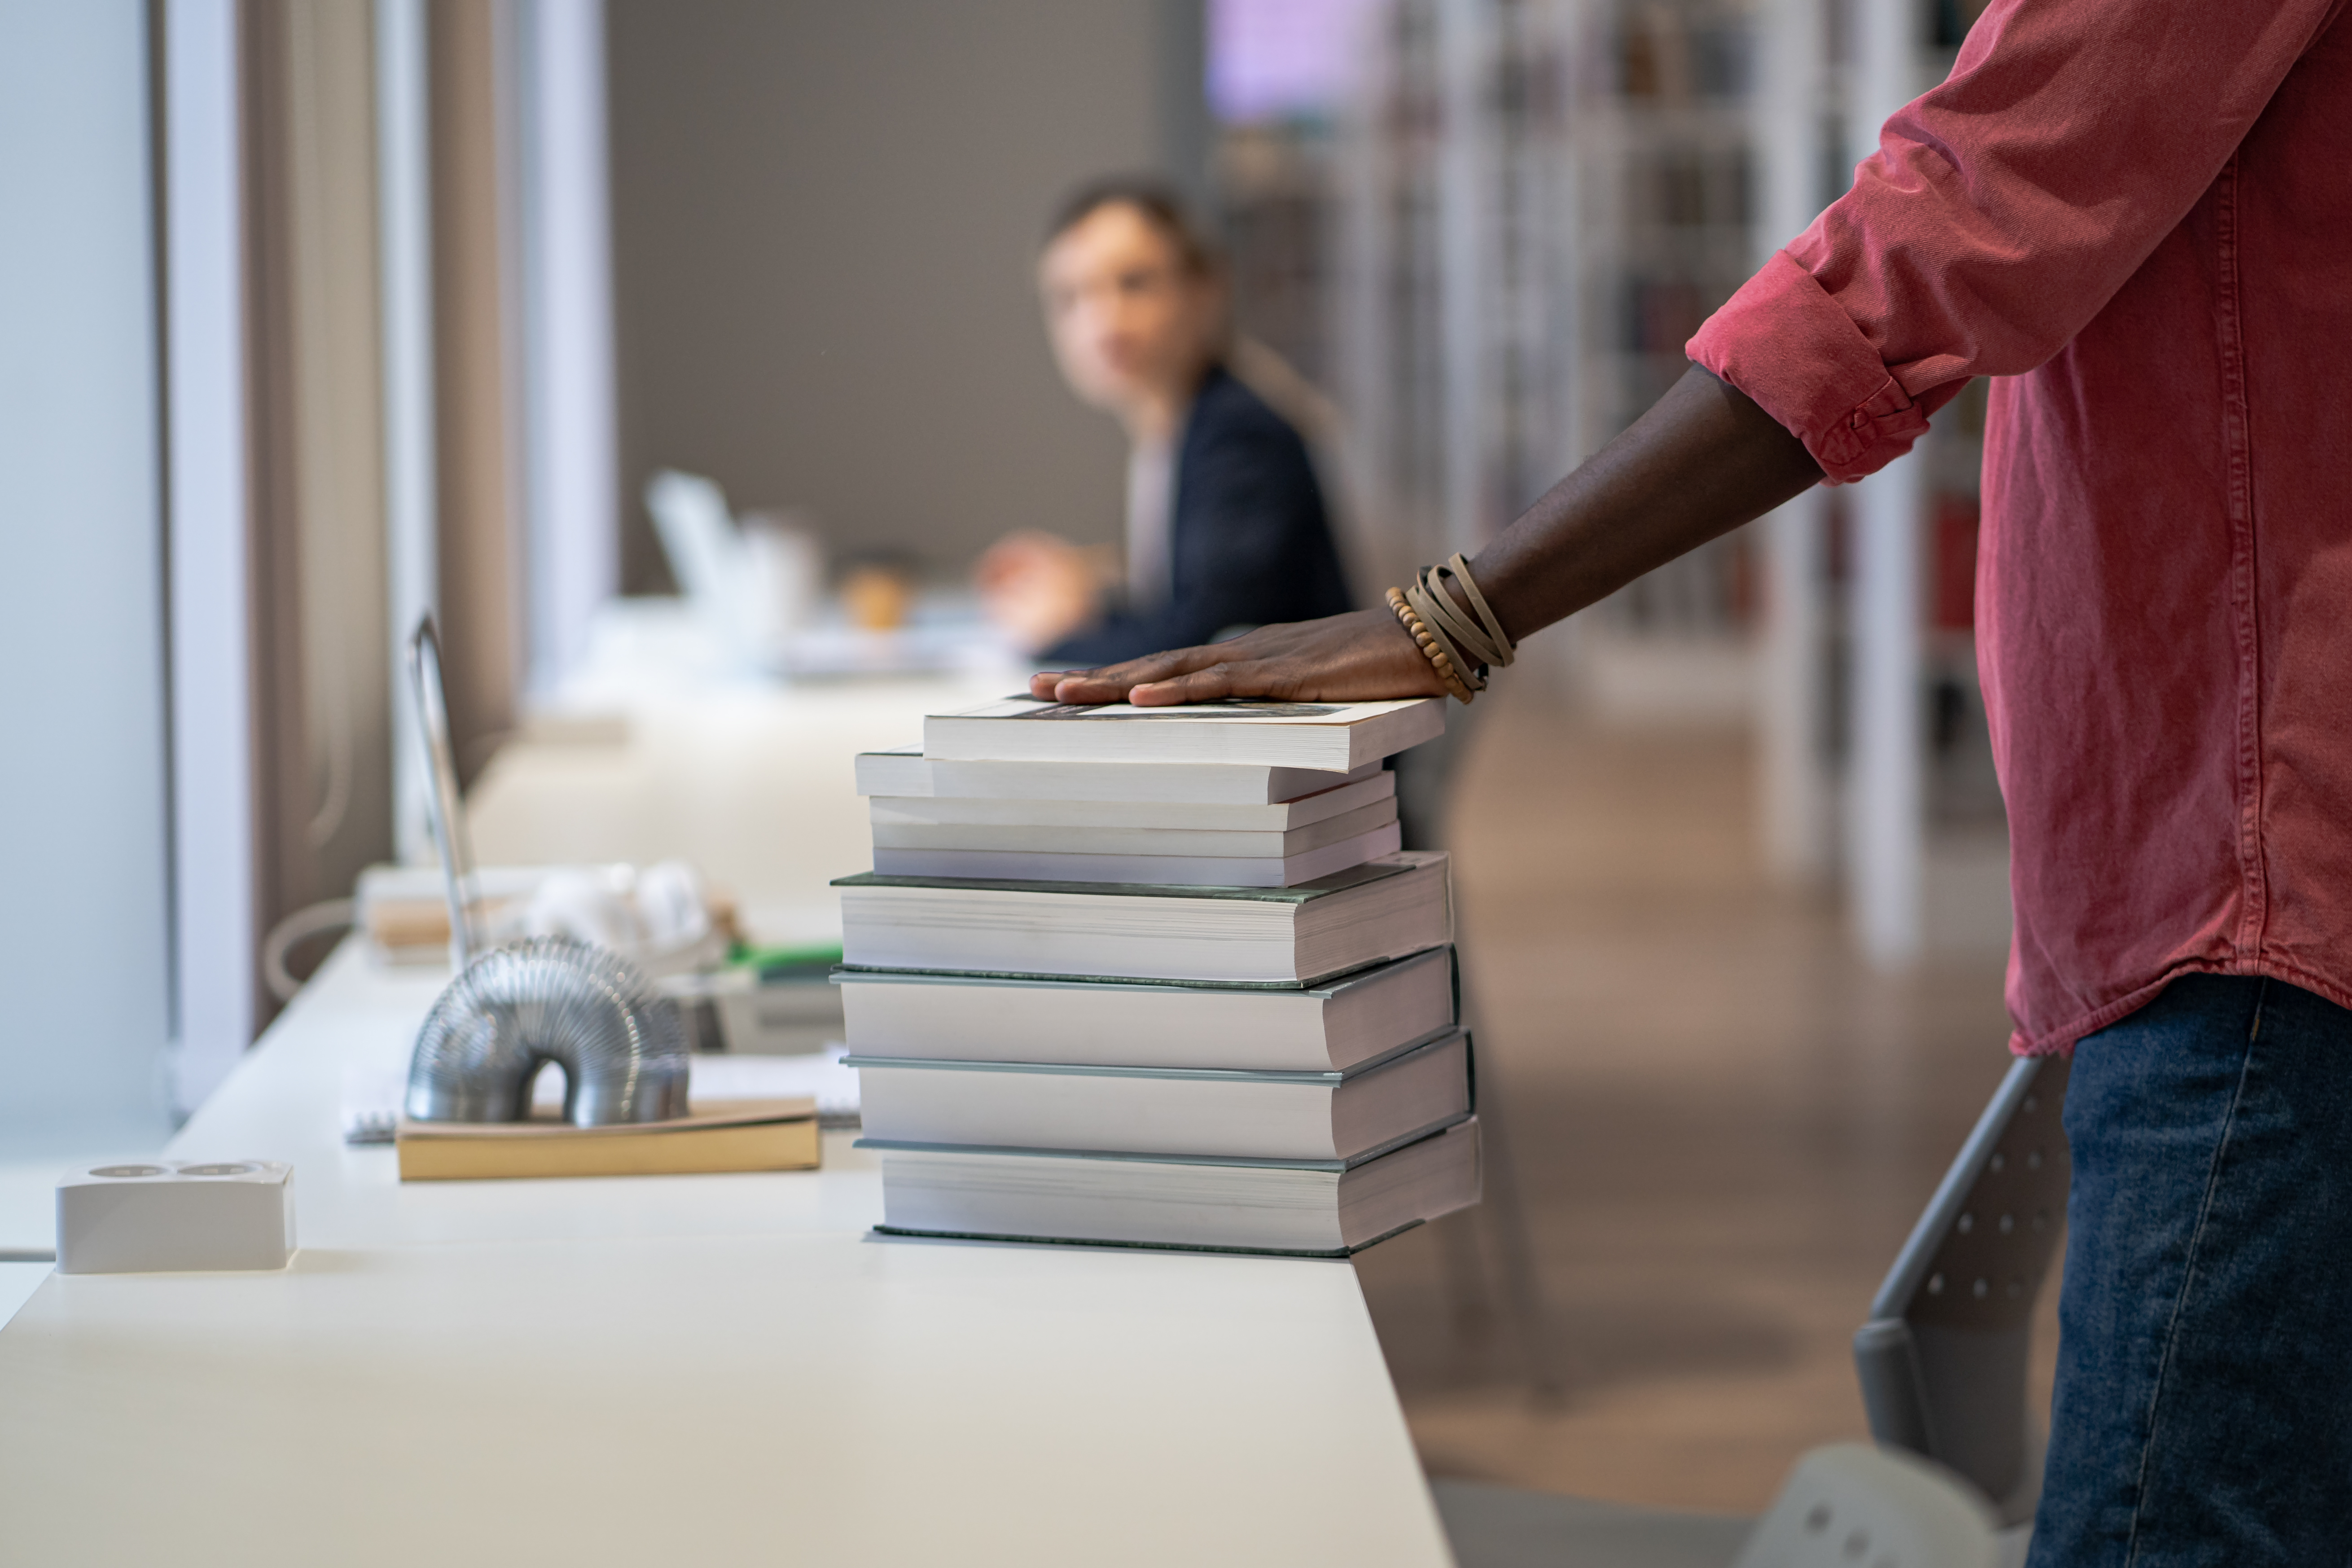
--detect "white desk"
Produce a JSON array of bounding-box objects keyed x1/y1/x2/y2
[
  {"x1": 467, "y1": 607, "x2": 1030, "y2": 948},
  {"x1": 0, "y1": 946, "x2": 1455, "y2": 1567}
]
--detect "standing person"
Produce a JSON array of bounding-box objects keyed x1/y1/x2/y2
[
  {"x1": 1031, "y1": 4, "x2": 2352, "y2": 1560},
  {"x1": 977, "y1": 179, "x2": 1352, "y2": 664}
]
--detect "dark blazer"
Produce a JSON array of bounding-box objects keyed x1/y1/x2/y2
[{"x1": 1045, "y1": 365, "x2": 1352, "y2": 667}]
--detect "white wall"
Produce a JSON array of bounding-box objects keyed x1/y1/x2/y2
[
  {"x1": 0, "y1": 0, "x2": 175, "y2": 1155},
  {"x1": 606, "y1": 0, "x2": 1208, "y2": 585}
]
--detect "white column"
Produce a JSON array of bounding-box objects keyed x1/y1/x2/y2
[
  {"x1": 1760, "y1": 497, "x2": 1830, "y2": 878},
  {"x1": 513, "y1": 0, "x2": 618, "y2": 699},
  {"x1": 1435, "y1": 0, "x2": 1490, "y2": 553},
  {"x1": 378, "y1": 0, "x2": 438, "y2": 865},
  {"x1": 1331, "y1": 2, "x2": 1397, "y2": 586},
  {"x1": 1847, "y1": 0, "x2": 1925, "y2": 964},
  {"x1": 1752, "y1": 0, "x2": 1830, "y2": 882},
  {"x1": 165, "y1": 0, "x2": 256, "y2": 1114},
  {"x1": 1851, "y1": 457, "x2": 1924, "y2": 961}
]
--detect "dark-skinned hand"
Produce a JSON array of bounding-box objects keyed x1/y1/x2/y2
[{"x1": 1031, "y1": 607, "x2": 1447, "y2": 707}]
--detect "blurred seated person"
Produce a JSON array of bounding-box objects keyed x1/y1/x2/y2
[{"x1": 979, "y1": 179, "x2": 1351, "y2": 664}]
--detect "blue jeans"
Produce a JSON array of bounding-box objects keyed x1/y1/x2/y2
[{"x1": 2028, "y1": 975, "x2": 2352, "y2": 1565}]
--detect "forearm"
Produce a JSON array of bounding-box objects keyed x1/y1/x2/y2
[
  {"x1": 1456, "y1": 365, "x2": 1821, "y2": 642},
  {"x1": 1033, "y1": 365, "x2": 1822, "y2": 707}
]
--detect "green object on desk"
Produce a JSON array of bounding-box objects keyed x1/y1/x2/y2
[{"x1": 731, "y1": 941, "x2": 846, "y2": 981}]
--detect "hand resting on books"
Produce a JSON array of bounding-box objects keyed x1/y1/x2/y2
[
  {"x1": 1032, "y1": 606, "x2": 1444, "y2": 707},
  {"x1": 1034, "y1": 365, "x2": 1823, "y2": 707}
]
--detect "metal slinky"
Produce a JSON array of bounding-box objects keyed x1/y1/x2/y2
[{"x1": 407, "y1": 937, "x2": 689, "y2": 1126}]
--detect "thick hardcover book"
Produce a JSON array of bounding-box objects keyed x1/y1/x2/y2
[
  {"x1": 866, "y1": 767, "x2": 1395, "y2": 830},
  {"x1": 867, "y1": 1116, "x2": 1482, "y2": 1258},
  {"x1": 395, "y1": 1099, "x2": 820, "y2": 1181},
  {"x1": 833, "y1": 945, "x2": 1456, "y2": 1072},
  {"x1": 870, "y1": 795, "x2": 1397, "y2": 854},
  {"x1": 870, "y1": 819, "x2": 1401, "y2": 889},
  {"x1": 921, "y1": 697, "x2": 1444, "y2": 772},
  {"x1": 832, "y1": 851, "x2": 1452, "y2": 985},
  {"x1": 855, "y1": 748, "x2": 1385, "y2": 806},
  {"x1": 850, "y1": 1028, "x2": 1472, "y2": 1161}
]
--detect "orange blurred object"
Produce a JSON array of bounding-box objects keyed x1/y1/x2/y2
[{"x1": 842, "y1": 564, "x2": 914, "y2": 631}]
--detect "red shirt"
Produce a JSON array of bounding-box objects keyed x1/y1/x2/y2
[{"x1": 1690, "y1": 0, "x2": 2352, "y2": 1053}]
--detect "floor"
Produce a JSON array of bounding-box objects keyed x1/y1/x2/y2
[{"x1": 1356, "y1": 681, "x2": 2060, "y2": 1516}]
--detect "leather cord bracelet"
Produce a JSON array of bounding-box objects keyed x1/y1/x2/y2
[{"x1": 1387, "y1": 553, "x2": 1516, "y2": 705}]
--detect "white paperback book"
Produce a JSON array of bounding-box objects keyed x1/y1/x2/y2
[
  {"x1": 832, "y1": 851, "x2": 1452, "y2": 985},
  {"x1": 855, "y1": 748, "x2": 1385, "y2": 805},
  {"x1": 851, "y1": 1028, "x2": 1470, "y2": 1161},
  {"x1": 866, "y1": 765, "x2": 1395, "y2": 830},
  {"x1": 834, "y1": 945, "x2": 1454, "y2": 1072},
  {"x1": 871, "y1": 1116, "x2": 1481, "y2": 1256},
  {"x1": 921, "y1": 697, "x2": 1444, "y2": 772},
  {"x1": 870, "y1": 820, "x2": 1402, "y2": 888},
  {"x1": 871, "y1": 795, "x2": 1396, "y2": 855}
]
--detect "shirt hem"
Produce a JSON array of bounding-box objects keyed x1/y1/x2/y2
[{"x1": 2010, "y1": 955, "x2": 2352, "y2": 1056}]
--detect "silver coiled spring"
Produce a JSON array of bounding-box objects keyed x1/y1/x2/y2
[{"x1": 406, "y1": 937, "x2": 689, "y2": 1126}]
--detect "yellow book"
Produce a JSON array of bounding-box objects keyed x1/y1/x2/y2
[{"x1": 397, "y1": 1098, "x2": 820, "y2": 1181}]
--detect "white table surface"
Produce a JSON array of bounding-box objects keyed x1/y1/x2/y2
[
  {"x1": 0, "y1": 945, "x2": 1456, "y2": 1567},
  {"x1": 467, "y1": 618, "x2": 1031, "y2": 949}
]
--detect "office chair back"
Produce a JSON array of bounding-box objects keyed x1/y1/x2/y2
[{"x1": 1854, "y1": 1054, "x2": 2071, "y2": 1528}]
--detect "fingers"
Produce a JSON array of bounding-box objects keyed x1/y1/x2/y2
[
  {"x1": 1045, "y1": 668, "x2": 1171, "y2": 704},
  {"x1": 1053, "y1": 658, "x2": 1288, "y2": 707},
  {"x1": 1022, "y1": 609, "x2": 1450, "y2": 706},
  {"x1": 1027, "y1": 667, "x2": 1122, "y2": 699},
  {"x1": 1129, "y1": 663, "x2": 1254, "y2": 706},
  {"x1": 1033, "y1": 642, "x2": 1240, "y2": 704}
]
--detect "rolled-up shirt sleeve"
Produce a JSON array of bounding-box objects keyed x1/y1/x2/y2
[{"x1": 1689, "y1": 0, "x2": 2343, "y2": 483}]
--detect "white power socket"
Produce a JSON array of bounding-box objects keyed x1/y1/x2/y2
[{"x1": 55, "y1": 1161, "x2": 295, "y2": 1274}]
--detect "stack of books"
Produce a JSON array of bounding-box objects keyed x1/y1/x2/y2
[{"x1": 833, "y1": 697, "x2": 1480, "y2": 1257}]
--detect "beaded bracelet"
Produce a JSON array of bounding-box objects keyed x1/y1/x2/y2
[
  {"x1": 1387, "y1": 587, "x2": 1477, "y2": 703},
  {"x1": 1387, "y1": 553, "x2": 1517, "y2": 705}
]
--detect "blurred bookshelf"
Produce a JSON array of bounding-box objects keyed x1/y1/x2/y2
[
  {"x1": 1578, "y1": 0, "x2": 1757, "y2": 645},
  {"x1": 1219, "y1": 123, "x2": 1335, "y2": 396},
  {"x1": 1212, "y1": 0, "x2": 2011, "y2": 941},
  {"x1": 1295, "y1": 0, "x2": 1765, "y2": 652}
]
